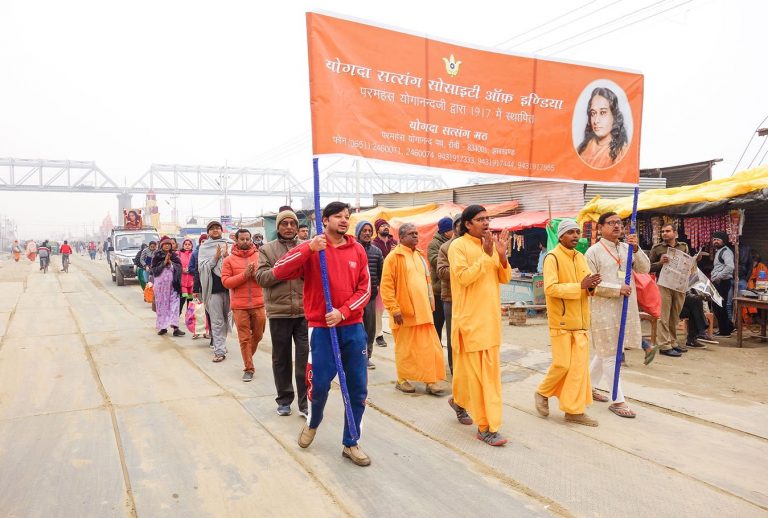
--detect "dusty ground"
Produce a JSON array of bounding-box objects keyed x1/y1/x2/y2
[
  {"x1": 507, "y1": 312, "x2": 768, "y2": 405},
  {"x1": 0, "y1": 253, "x2": 766, "y2": 517}
]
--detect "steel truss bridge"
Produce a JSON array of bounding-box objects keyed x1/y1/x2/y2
[{"x1": 0, "y1": 158, "x2": 449, "y2": 198}]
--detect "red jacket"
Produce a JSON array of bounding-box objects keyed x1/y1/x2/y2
[
  {"x1": 273, "y1": 236, "x2": 370, "y2": 327},
  {"x1": 60, "y1": 244, "x2": 73, "y2": 255},
  {"x1": 221, "y1": 245, "x2": 264, "y2": 310}
]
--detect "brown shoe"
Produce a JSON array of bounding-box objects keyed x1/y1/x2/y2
[
  {"x1": 448, "y1": 398, "x2": 473, "y2": 425},
  {"x1": 298, "y1": 424, "x2": 317, "y2": 448},
  {"x1": 565, "y1": 413, "x2": 599, "y2": 427},
  {"x1": 425, "y1": 382, "x2": 447, "y2": 396},
  {"x1": 395, "y1": 380, "x2": 415, "y2": 393},
  {"x1": 534, "y1": 392, "x2": 549, "y2": 417},
  {"x1": 342, "y1": 445, "x2": 371, "y2": 467}
]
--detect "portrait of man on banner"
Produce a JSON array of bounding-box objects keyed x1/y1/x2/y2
[{"x1": 123, "y1": 209, "x2": 144, "y2": 229}]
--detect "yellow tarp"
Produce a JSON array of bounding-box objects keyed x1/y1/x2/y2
[{"x1": 579, "y1": 165, "x2": 768, "y2": 224}]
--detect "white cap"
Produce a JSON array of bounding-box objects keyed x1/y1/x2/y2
[{"x1": 557, "y1": 219, "x2": 579, "y2": 239}]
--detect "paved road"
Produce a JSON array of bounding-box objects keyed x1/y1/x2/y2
[{"x1": 0, "y1": 255, "x2": 766, "y2": 517}]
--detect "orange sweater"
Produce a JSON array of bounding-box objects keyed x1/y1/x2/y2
[{"x1": 222, "y1": 245, "x2": 264, "y2": 310}]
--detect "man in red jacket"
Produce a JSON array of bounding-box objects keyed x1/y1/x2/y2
[
  {"x1": 273, "y1": 202, "x2": 371, "y2": 467},
  {"x1": 222, "y1": 229, "x2": 266, "y2": 383},
  {"x1": 59, "y1": 240, "x2": 73, "y2": 272}
]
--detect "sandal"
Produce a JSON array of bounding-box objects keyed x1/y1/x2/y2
[
  {"x1": 644, "y1": 344, "x2": 660, "y2": 366},
  {"x1": 592, "y1": 390, "x2": 609, "y2": 402},
  {"x1": 212, "y1": 355, "x2": 225, "y2": 363},
  {"x1": 609, "y1": 404, "x2": 636, "y2": 418}
]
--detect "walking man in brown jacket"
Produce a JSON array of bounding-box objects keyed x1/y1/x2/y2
[{"x1": 255, "y1": 210, "x2": 309, "y2": 417}]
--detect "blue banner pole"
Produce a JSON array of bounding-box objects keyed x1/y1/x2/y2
[
  {"x1": 611, "y1": 186, "x2": 640, "y2": 401},
  {"x1": 312, "y1": 157, "x2": 359, "y2": 440}
]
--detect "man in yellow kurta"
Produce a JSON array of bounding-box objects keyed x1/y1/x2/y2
[
  {"x1": 535, "y1": 220, "x2": 601, "y2": 427},
  {"x1": 381, "y1": 223, "x2": 447, "y2": 395},
  {"x1": 449, "y1": 205, "x2": 512, "y2": 447}
]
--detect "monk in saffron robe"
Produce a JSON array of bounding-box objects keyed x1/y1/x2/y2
[
  {"x1": 449, "y1": 206, "x2": 512, "y2": 447},
  {"x1": 535, "y1": 219, "x2": 599, "y2": 426},
  {"x1": 381, "y1": 223, "x2": 446, "y2": 396}
]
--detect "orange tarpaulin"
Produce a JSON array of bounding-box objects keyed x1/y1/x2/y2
[
  {"x1": 489, "y1": 211, "x2": 577, "y2": 232},
  {"x1": 349, "y1": 203, "x2": 438, "y2": 237},
  {"x1": 389, "y1": 202, "x2": 465, "y2": 253},
  {"x1": 351, "y1": 201, "x2": 519, "y2": 253},
  {"x1": 307, "y1": 13, "x2": 643, "y2": 185}
]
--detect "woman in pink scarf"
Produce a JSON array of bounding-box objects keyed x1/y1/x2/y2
[{"x1": 179, "y1": 238, "x2": 195, "y2": 314}]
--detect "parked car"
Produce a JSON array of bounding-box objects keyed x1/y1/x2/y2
[{"x1": 108, "y1": 226, "x2": 160, "y2": 286}]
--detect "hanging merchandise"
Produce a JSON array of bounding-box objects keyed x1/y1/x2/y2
[
  {"x1": 512, "y1": 233, "x2": 525, "y2": 251},
  {"x1": 651, "y1": 216, "x2": 662, "y2": 246},
  {"x1": 637, "y1": 218, "x2": 647, "y2": 248},
  {"x1": 726, "y1": 210, "x2": 742, "y2": 244},
  {"x1": 683, "y1": 213, "x2": 729, "y2": 251}
]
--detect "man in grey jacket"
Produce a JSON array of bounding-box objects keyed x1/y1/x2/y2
[
  {"x1": 710, "y1": 231, "x2": 734, "y2": 337},
  {"x1": 255, "y1": 210, "x2": 309, "y2": 417}
]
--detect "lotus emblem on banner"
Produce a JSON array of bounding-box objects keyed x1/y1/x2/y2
[{"x1": 442, "y1": 54, "x2": 461, "y2": 77}]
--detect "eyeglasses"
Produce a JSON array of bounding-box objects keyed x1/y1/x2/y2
[{"x1": 603, "y1": 220, "x2": 623, "y2": 227}]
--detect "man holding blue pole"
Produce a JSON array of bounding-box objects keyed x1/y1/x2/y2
[
  {"x1": 273, "y1": 201, "x2": 372, "y2": 466},
  {"x1": 584, "y1": 212, "x2": 650, "y2": 419}
]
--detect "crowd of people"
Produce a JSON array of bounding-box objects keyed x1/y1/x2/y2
[
  {"x1": 116, "y1": 203, "x2": 761, "y2": 467},
  {"x1": 10, "y1": 238, "x2": 74, "y2": 272}
]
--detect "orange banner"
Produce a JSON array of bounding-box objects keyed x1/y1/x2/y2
[{"x1": 307, "y1": 13, "x2": 643, "y2": 185}]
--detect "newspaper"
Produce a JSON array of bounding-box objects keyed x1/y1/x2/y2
[
  {"x1": 690, "y1": 269, "x2": 723, "y2": 307},
  {"x1": 657, "y1": 247, "x2": 697, "y2": 293}
]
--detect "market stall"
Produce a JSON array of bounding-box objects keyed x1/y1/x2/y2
[
  {"x1": 490, "y1": 211, "x2": 574, "y2": 267},
  {"x1": 489, "y1": 210, "x2": 577, "y2": 305},
  {"x1": 579, "y1": 165, "x2": 768, "y2": 256},
  {"x1": 579, "y1": 165, "x2": 768, "y2": 338}
]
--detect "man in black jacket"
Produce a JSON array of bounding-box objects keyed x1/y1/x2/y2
[{"x1": 356, "y1": 221, "x2": 383, "y2": 369}]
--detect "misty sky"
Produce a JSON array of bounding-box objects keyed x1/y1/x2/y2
[{"x1": 1, "y1": 0, "x2": 766, "y2": 238}]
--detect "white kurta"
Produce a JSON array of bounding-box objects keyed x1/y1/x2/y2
[{"x1": 584, "y1": 239, "x2": 650, "y2": 357}]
